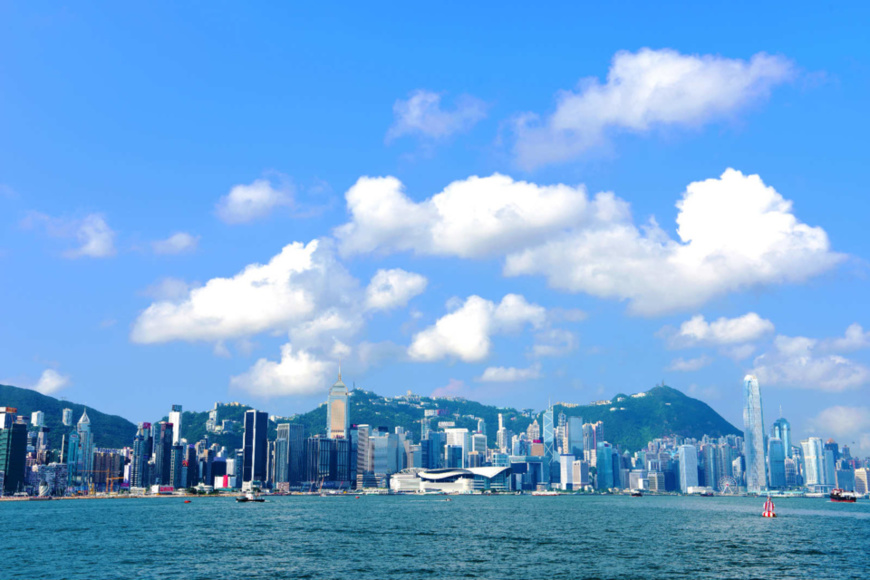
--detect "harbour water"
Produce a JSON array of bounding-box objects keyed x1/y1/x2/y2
[{"x1": 3, "y1": 495, "x2": 867, "y2": 579}]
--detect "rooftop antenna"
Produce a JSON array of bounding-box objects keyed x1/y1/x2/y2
[
  {"x1": 779, "y1": 404, "x2": 783, "y2": 419},
  {"x1": 338, "y1": 358, "x2": 342, "y2": 382}
]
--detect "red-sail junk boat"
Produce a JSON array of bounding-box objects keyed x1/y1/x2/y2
[{"x1": 762, "y1": 497, "x2": 776, "y2": 518}]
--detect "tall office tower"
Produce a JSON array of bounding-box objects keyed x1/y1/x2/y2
[
  {"x1": 767, "y1": 437, "x2": 786, "y2": 489},
  {"x1": 771, "y1": 417, "x2": 791, "y2": 458},
  {"x1": 742, "y1": 375, "x2": 767, "y2": 493},
  {"x1": 559, "y1": 454, "x2": 575, "y2": 490},
  {"x1": 0, "y1": 408, "x2": 27, "y2": 494},
  {"x1": 31, "y1": 411, "x2": 44, "y2": 428},
  {"x1": 717, "y1": 443, "x2": 734, "y2": 481},
  {"x1": 327, "y1": 367, "x2": 349, "y2": 439},
  {"x1": 855, "y1": 468, "x2": 870, "y2": 495},
  {"x1": 701, "y1": 444, "x2": 718, "y2": 489},
  {"x1": 169, "y1": 444, "x2": 184, "y2": 488},
  {"x1": 76, "y1": 409, "x2": 95, "y2": 487},
  {"x1": 477, "y1": 418, "x2": 486, "y2": 435},
  {"x1": 425, "y1": 431, "x2": 446, "y2": 470},
  {"x1": 801, "y1": 437, "x2": 825, "y2": 489},
  {"x1": 206, "y1": 404, "x2": 219, "y2": 433},
  {"x1": 596, "y1": 442, "x2": 614, "y2": 490},
  {"x1": 678, "y1": 444, "x2": 699, "y2": 492},
  {"x1": 527, "y1": 419, "x2": 540, "y2": 441},
  {"x1": 420, "y1": 417, "x2": 430, "y2": 441},
  {"x1": 823, "y1": 446, "x2": 836, "y2": 488},
  {"x1": 274, "y1": 424, "x2": 291, "y2": 485},
  {"x1": 153, "y1": 422, "x2": 174, "y2": 485},
  {"x1": 824, "y1": 439, "x2": 840, "y2": 463},
  {"x1": 130, "y1": 422, "x2": 152, "y2": 488},
  {"x1": 543, "y1": 407, "x2": 555, "y2": 459},
  {"x1": 445, "y1": 428, "x2": 470, "y2": 468},
  {"x1": 445, "y1": 445, "x2": 464, "y2": 469},
  {"x1": 243, "y1": 410, "x2": 268, "y2": 487},
  {"x1": 567, "y1": 416, "x2": 583, "y2": 457},
  {"x1": 496, "y1": 414, "x2": 510, "y2": 453},
  {"x1": 472, "y1": 433, "x2": 487, "y2": 456},
  {"x1": 62, "y1": 408, "x2": 73, "y2": 427},
  {"x1": 169, "y1": 405, "x2": 183, "y2": 445},
  {"x1": 284, "y1": 423, "x2": 304, "y2": 485}
]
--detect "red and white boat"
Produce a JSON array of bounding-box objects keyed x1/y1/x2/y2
[{"x1": 762, "y1": 497, "x2": 776, "y2": 518}]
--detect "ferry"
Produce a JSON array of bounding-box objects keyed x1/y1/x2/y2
[
  {"x1": 531, "y1": 490, "x2": 560, "y2": 496},
  {"x1": 830, "y1": 489, "x2": 857, "y2": 503},
  {"x1": 236, "y1": 492, "x2": 265, "y2": 503},
  {"x1": 630, "y1": 490, "x2": 643, "y2": 497}
]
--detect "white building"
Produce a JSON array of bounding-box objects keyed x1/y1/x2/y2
[
  {"x1": 31, "y1": 411, "x2": 44, "y2": 428},
  {"x1": 445, "y1": 428, "x2": 470, "y2": 468},
  {"x1": 389, "y1": 467, "x2": 513, "y2": 494},
  {"x1": 559, "y1": 455, "x2": 575, "y2": 490},
  {"x1": 169, "y1": 405, "x2": 183, "y2": 445},
  {"x1": 678, "y1": 444, "x2": 699, "y2": 492}
]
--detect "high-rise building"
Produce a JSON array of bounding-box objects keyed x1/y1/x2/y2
[
  {"x1": 771, "y1": 417, "x2": 791, "y2": 458},
  {"x1": 543, "y1": 407, "x2": 555, "y2": 460},
  {"x1": 243, "y1": 410, "x2": 268, "y2": 488},
  {"x1": 767, "y1": 437, "x2": 786, "y2": 489},
  {"x1": 153, "y1": 422, "x2": 173, "y2": 485},
  {"x1": 274, "y1": 424, "x2": 291, "y2": 485},
  {"x1": 76, "y1": 409, "x2": 95, "y2": 488},
  {"x1": 596, "y1": 442, "x2": 614, "y2": 490},
  {"x1": 130, "y1": 422, "x2": 152, "y2": 488},
  {"x1": 30, "y1": 411, "x2": 44, "y2": 428},
  {"x1": 678, "y1": 444, "x2": 699, "y2": 492},
  {"x1": 742, "y1": 375, "x2": 767, "y2": 493},
  {"x1": 855, "y1": 468, "x2": 869, "y2": 495},
  {"x1": 169, "y1": 405, "x2": 183, "y2": 445},
  {"x1": 0, "y1": 408, "x2": 27, "y2": 495},
  {"x1": 326, "y1": 368, "x2": 349, "y2": 439},
  {"x1": 527, "y1": 419, "x2": 540, "y2": 441},
  {"x1": 801, "y1": 437, "x2": 826, "y2": 490},
  {"x1": 62, "y1": 408, "x2": 73, "y2": 427},
  {"x1": 567, "y1": 416, "x2": 583, "y2": 457},
  {"x1": 445, "y1": 428, "x2": 470, "y2": 468},
  {"x1": 559, "y1": 454, "x2": 575, "y2": 490}
]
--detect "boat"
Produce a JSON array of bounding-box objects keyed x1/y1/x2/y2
[
  {"x1": 630, "y1": 490, "x2": 643, "y2": 497},
  {"x1": 700, "y1": 491, "x2": 714, "y2": 497},
  {"x1": 830, "y1": 489, "x2": 857, "y2": 503},
  {"x1": 531, "y1": 490, "x2": 560, "y2": 496},
  {"x1": 762, "y1": 496, "x2": 776, "y2": 518},
  {"x1": 236, "y1": 492, "x2": 265, "y2": 503}
]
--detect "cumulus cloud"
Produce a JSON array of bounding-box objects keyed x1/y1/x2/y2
[
  {"x1": 31, "y1": 369, "x2": 70, "y2": 395},
  {"x1": 408, "y1": 294, "x2": 546, "y2": 362},
  {"x1": 24, "y1": 212, "x2": 116, "y2": 258},
  {"x1": 663, "y1": 312, "x2": 775, "y2": 348},
  {"x1": 230, "y1": 344, "x2": 331, "y2": 397},
  {"x1": 216, "y1": 179, "x2": 293, "y2": 224},
  {"x1": 140, "y1": 277, "x2": 198, "y2": 302},
  {"x1": 532, "y1": 328, "x2": 578, "y2": 357},
  {"x1": 131, "y1": 239, "x2": 359, "y2": 344},
  {"x1": 477, "y1": 363, "x2": 542, "y2": 383},
  {"x1": 365, "y1": 269, "x2": 428, "y2": 311},
  {"x1": 386, "y1": 90, "x2": 487, "y2": 142},
  {"x1": 667, "y1": 355, "x2": 713, "y2": 372},
  {"x1": 752, "y1": 329, "x2": 870, "y2": 392},
  {"x1": 808, "y1": 406, "x2": 870, "y2": 454},
  {"x1": 152, "y1": 232, "x2": 200, "y2": 255},
  {"x1": 335, "y1": 173, "x2": 607, "y2": 258},
  {"x1": 513, "y1": 48, "x2": 794, "y2": 168},
  {"x1": 505, "y1": 169, "x2": 842, "y2": 315},
  {"x1": 821, "y1": 323, "x2": 870, "y2": 353}
]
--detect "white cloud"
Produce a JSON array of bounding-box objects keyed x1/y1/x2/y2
[
  {"x1": 532, "y1": 328, "x2": 578, "y2": 357},
  {"x1": 822, "y1": 323, "x2": 870, "y2": 352},
  {"x1": 477, "y1": 363, "x2": 542, "y2": 383},
  {"x1": 31, "y1": 369, "x2": 70, "y2": 395},
  {"x1": 230, "y1": 344, "x2": 331, "y2": 397},
  {"x1": 365, "y1": 269, "x2": 428, "y2": 311},
  {"x1": 408, "y1": 294, "x2": 546, "y2": 362},
  {"x1": 513, "y1": 48, "x2": 794, "y2": 168},
  {"x1": 505, "y1": 169, "x2": 842, "y2": 315},
  {"x1": 665, "y1": 312, "x2": 774, "y2": 348},
  {"x1": 752, "y1": 330, "x2": 870, "y2": 392},
  {"x1": 141, "y1": 277, "x2": 198, "y2": 302},
  {"x1": 152, "y1": 232, "x2": 199, "y2": 255},
  {"x1": 808, "y1": 406, "x2": 870, "y2": 455},
  {"x1": 386, "y1": 90, "x2": 487, "y2": 142},
  {"x1": 131, "y1": 239, "x2": 359, "y2": 344},
  {"x1": 336, "y1": 173, "x2": 606, "y2": 258},
  {"x1": 24, "y1": 212, "x2": 116, "y2": 258},
  {"x1": 667, "y1": 355, "x2": 713, "y2": 372},
  {"x1": 216, "y1": 178, "x2": 293, "y2": 224}
]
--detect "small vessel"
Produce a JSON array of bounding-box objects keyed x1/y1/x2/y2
[
  {"x1": 183, "y1": 500, "x2": 191, "y2": 503},
  {"x1": 531, "y1": 490, "x2": 560, "y2": 496},
  {"x1": 830, "y1": 489, "x2": 857, "y2": 503},
  {"x1": 236, "y1": 492, "x2": 265, "y2": 503},
  {"x1": 700, "y1": 491, "x2": 714, "y2": 497},
  {"x1": 762, "y1": 496, "x2": 776, "y2": 518},
  {"x1": 631, "y1": 490, "x2": 643, "y2": 497}
]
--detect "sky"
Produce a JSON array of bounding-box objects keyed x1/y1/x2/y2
[{"x1": 1, "y1": 2, "x2": 869, "y2": 454}]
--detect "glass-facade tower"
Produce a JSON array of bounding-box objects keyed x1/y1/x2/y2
[{"x1": 742, "y1": 375, "x2": 767, "y2": 493}]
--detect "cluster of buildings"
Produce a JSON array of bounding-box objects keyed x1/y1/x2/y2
[{"x1": 1, "y1": 372, "x2": 869, "y2": 497}]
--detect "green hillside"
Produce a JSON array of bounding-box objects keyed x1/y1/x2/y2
[{"x1": 0, "y1": 384, "x2": 137, "y2": 449}]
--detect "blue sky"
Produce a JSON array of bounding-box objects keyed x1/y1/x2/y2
[{"x1": 1, "y1": 2, "x2": 868, "y2": 453}]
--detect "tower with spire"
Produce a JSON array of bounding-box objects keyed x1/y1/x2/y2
[{"x1": 326, "y1": 364, "x2": 349, "y2": 439}]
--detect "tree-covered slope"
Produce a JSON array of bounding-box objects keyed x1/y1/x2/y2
[{"x1": 0, "y1": 383, "x2": 137, "y2": 449}]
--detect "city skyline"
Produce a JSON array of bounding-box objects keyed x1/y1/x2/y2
[{"x1": 1, "y1": 4, "x2": 869, "y2": 459}]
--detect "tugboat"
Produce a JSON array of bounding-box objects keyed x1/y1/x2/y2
[
  {"x1": 830, "y1": 489, "x2": 857, "y2": 503},
  {"x1": 236, "y1": 492, "x2": 265, "y2": 503},
  {"x1": 762, "y1": 496, "x2": 776, "y2": 518}
]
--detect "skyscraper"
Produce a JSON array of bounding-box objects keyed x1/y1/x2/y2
[
  {"x1": 274, "y1": 424, "x2": 291, "y2": 485},
  {"x1": 242, "y1": 409, "x2": 268, "y2": 488},
  {"x1": 742, "y1": 375, "x2": 767, "y2": 493},
  {"x1": 0, "y1": 408, "x2": 27, "y2": 495},
  {"x1": 801, "y1": 437, "x2": 825, "y2": 490},
  {"x1": 130, "y1": 422, "x2": 152, "y2": 488},
  {"x1": 767, "y1": 437, "x2": 786, "y2": 489},
  {"x1": 62, "y1": 408, "x2": 73, "y2": 427},
  {"x1": 567, "y1": 416, "x2": 583, "y2": 457},
  {"x1": 678, "y1": 444, "x2": 699, "y2": 492},
  {"x1": 76, "y1": 409, "x2": 95, "y2": 487},
  {"x1": 771, "y1": 417, "x2": 791, "y2": 458},
  {"x1": 169, "y1": 405, "x2": 183, "y2": 445},
  {"x1": 326, "y1": 367, "x2": 349, "y2": 439}
]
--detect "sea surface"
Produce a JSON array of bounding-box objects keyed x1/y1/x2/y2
[{"x1": 2, "y1": 494, "x2": 867, "y2": 579}]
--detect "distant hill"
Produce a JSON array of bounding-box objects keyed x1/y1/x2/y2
[
  {"x1": 0, "y1": 382, "x2": 741, "y2": 454},
  {"x1": 0, "y1": 384, "x2": 137, "y2": 449}
]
